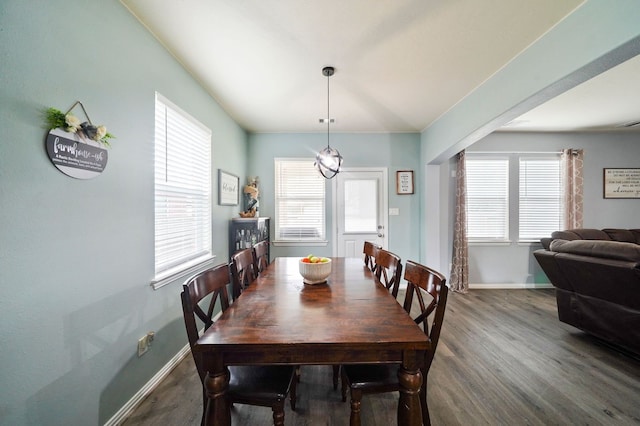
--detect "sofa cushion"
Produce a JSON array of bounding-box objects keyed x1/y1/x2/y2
[
  {"x1": 550, "y1": 230, "x2": 580, "y2": 240},
  {"x1": 551, "y1": 229, "x2": 613, "y2": 241},
  {"x1": 550, "y1": 239, "x2": 640, "y2": 262},
  {"x1": 602, "y1": 228, "x2": 639, "y2": 243}
]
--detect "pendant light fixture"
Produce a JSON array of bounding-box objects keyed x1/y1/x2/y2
[{"x1": 314, "y1": 66, "x2": 343, "y2": 179}]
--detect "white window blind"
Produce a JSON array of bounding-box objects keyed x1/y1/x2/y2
[
  {"x1": 519, "y1": 156, "x2": 563, "y2": 241},
  {"x1": 154, "y1": 94, "x2": 212, "y2": 277},
  {"x1": 274, "y1": 158, "x2": 325, "y2": 241},
  {"x1": 466, "y1": 157, "x2": 509, "y2": 241}
]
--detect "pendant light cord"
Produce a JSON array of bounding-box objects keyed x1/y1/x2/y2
[{"x1": 326, "y1": 70, "x2": 331, "y2": 149}]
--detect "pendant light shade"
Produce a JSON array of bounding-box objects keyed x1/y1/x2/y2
[
  {"x1": 315, "y1": 66, "x2": 343, "y2": 179},
  {"x1": 315, "y1": 145, "x2": 343, "y2": 178}
]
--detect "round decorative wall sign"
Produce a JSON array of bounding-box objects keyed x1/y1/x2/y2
[
  {"x1": 45, "y1": 128, "x2": 109, "y2": 179},
  {"x1": 43, "y1": 102, "x2": 115, "y2": 180}
]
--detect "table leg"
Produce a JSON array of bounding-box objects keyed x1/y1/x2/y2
[
  {"x1": 397, "y1": 365, "x2": 423, "y2": 426},
  {"x1": 203, "y1": 366, "x2": 231, "y2": 426}
]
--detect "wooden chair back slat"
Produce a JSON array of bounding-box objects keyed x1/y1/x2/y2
[
  {"x1": 363, "y1": 241, "x2": 380, "y2": 272},
  {"x1": 374, "y1": 249, "x2": 403, "y2": 298},
  {"x1": 230, "y1": 248, "x2": 258, "y2": 299},
  {"x1": 252, "y1": 240, "x2": 270, "y2": 274},
  {"x1": 181, "y1": 263, "x2": 232, "y2": 381},
  {"x1": 402, "y1": 260, "x2": 448, "y2": 370}
]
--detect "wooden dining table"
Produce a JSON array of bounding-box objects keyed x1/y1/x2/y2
[{"x1": 194, "y1": 257, "x2": 429, "y2": 425}]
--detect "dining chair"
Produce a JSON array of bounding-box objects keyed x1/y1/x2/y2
[
  {"x1": 374, "y1": 248, "x2": 403, "y2": 299},
  {"x1": 333, "y1": 246, "x2": 402, "y2": 389},
  {"x1": 334, "y1": 242, "x2": 386, "y2": 391},
  {"x1": 341, "y1": 260, "x2": 449, "y2": 426},
  {"x1": 230, "y1": 247, "x2": 258, "y2": 299},
  {"x1": 362, "y1": 241, "x2": 380, "y2": 272},
  {"x1": 181, "y1": 263, "x2": 297, "y2": 426},
  {"x1": 252, "y1": 240, "x2": 270, "y2": 275}
]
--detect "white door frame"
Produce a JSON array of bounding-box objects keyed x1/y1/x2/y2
[{"x1": 332, "y1": 167, "x2": 389, "y2": 257}]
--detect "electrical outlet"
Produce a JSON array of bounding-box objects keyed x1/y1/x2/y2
[
  {"x1": 137, "y1": 335, "x2": 149, "y2": 357},
  {"x1": 137, "y1": 331, "x2": 156, "y2": 357}
]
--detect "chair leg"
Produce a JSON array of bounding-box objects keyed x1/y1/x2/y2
[
  {"x1": 332, "y1": 365, "x2": 340, "y2": 390},
  {"x1": 421, "y1": 376, "x2": 430, "y2": 426},
  {"x1": 200, "y1": 387, "x2": 207, "y2": 426},
  {"x1": 272, "y1": 401, "x2": 285, "y2": 426},
  {"x1": 290, "y1": 373, "x2": 297, "y2": 411},
  {"x1": 349, "y1": 388, "x2": 362, "y2": 426},
  {"x1": 341, "y1": 369, "x2": 348, "y2": 402}
]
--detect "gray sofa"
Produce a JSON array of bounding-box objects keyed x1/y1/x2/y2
[{"x1": 534, "y1": 228, "x2": 640, "y2": 356}]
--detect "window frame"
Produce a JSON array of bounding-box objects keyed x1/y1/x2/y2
[
  {"x1": 273, "y1": 158, "x2": 327, "y2": 246},
  {"x1": 151, "y1": 93, "x2": 215, "y2": 289},
  {"x1": 518, "y1": 155, "x2": 564, "y2": 243},
  {"x1": 466, "y1": 155, "x2": 510, "y2": 244},
  {"x1": 466, "y1": 152, "x2": 565, "y2": 246}
]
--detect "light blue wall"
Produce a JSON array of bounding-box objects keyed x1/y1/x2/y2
[
  {"x1": 465, "y1": 131, "x2": 640, "y2": 285},
  {"x1": 248, "y1": 132, "x2": 421, "y2": 266},
  {"x1": 0, "y1": 1, "x2": 246, "y2": 425}
]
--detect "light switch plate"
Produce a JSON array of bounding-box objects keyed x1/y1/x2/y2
[{"x1": 389, "y1": 208, "x2": 399, "y2": 216}]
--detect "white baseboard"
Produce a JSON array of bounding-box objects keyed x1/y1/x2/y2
[
  {"x1": 104, "y1": 343, "x2": 191, "y2": 426},
  {"x1": 468, "y1": 283, "x2": 553, "y2": 289}
]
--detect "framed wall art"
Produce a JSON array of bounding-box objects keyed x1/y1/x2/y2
[
  {"x1": 396, "y1": 170, "x2": 414, "y2": 195},
  {"x1": 603, "y1": 168, "x2": 640, "y2": 199},
  {"x1": 218, "y1": 169, "x2": 240, "y2": 205}
]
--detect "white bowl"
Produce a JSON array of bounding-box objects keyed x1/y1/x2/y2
[{"x1": 299, "y1": 258, "x2": 332, "y2": 285}]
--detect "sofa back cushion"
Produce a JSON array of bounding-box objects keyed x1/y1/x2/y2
[
  {"x1": 602, "y1": 228, "x2": 640, "y2": 244},
  {"x1": 551, "y1": 228, "x2": 612, "y2": 241},
  {"x1": 550, "y1": 239, "x2": 640, "y2": 262}
]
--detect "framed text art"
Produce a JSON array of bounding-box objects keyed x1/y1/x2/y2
[
  {"x1": 396, "y1": 170, "x2": 414, "y2": 195},
  {"x1": 218, "y1": 169, "x2": 240, "y2": 205},
  {"x1": 603, "y1": 168, "x2": 640, "y2": 199}
]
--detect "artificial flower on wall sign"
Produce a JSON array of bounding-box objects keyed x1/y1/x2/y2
[{"x1": 45, "y1": 105, "x2": 115, "y2": 146}]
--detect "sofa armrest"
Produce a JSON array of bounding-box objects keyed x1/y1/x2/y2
[
  {"x1": 533, "y1": 249, "x2": 574, "y2": 291},
  {"x1": 540, "y1": 237, "x2": 553, "y2": 250}
]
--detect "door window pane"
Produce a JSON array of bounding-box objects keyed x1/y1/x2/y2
[{"x1": 344, "y1": 179, "x2": 377, "y2": 233}]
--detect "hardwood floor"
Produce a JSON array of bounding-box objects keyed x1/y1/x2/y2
[{"x1": 121, "y1": 289, "x2": 640, "y2": 425}]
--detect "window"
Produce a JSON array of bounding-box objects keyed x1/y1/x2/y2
[
  {"x1": 153, "y1": 93, "x2": 212, "y2": 286},
  {"x1": 274, "y1": 158, "x2": 326, "y2": 242},
  {"x1": 466, "y1": 157, "x2": 509, "y2": 242},
  {"x1": 466, "y1": 153, "x2": 564, "y2": 244},
  {"x1": 519, "y1": 156, "x2": 563, "y2": 241}
]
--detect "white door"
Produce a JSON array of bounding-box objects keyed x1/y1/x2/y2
[{"x1": 333, "y1": 168, "x2": 388, "y2": 257}]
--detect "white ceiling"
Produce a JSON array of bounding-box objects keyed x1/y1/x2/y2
[
  {"x1": 121, "y1": 0, "x2": 640, "y2": 134},
  {"x1": 501, "y1": 53, "x2": 640, "y2": 131}
]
